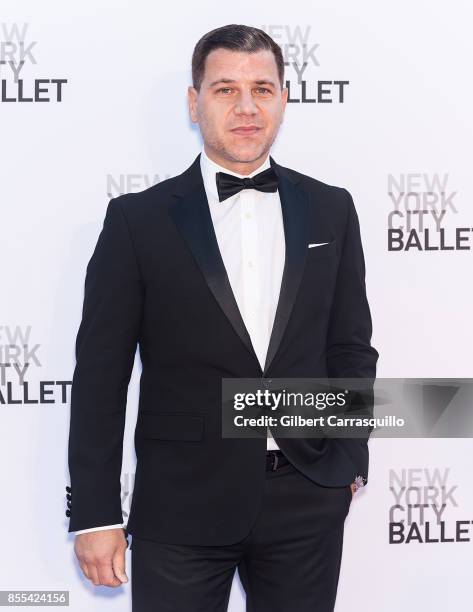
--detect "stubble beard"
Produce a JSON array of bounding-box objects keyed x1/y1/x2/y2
[{"x1": 204, "y1": 129, "x2": 277, "y2": 168}]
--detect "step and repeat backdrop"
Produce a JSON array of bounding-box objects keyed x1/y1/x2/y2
[{"x1": 1, "y1": 1, "x2": 472, "y2": 610}]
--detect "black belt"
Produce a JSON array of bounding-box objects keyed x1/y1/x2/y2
[{"x1": 266, "y1": 450, "x2": 290, "y2": 471}]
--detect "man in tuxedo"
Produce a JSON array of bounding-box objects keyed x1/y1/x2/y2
[{"x1": 67, "y1": 23, "x2": 378, "y2": 611}]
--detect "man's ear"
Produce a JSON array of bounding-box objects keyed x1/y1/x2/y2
[
  {"x1": 188, "y1": 86, "x2": 198, "y2": 123},
  {"x1": 280, "y1": 87, "x2": 289, "y2": 123},
  {"x1": 281, "y1": 87, "x2": 288, "y2": 111}
]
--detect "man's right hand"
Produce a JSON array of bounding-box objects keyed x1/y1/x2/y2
[{"x1": 74, "y1": 528, "x2": 129, "y2": 587}]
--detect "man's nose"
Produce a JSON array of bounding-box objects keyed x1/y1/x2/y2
[{"x1": 234, "y1": 90, "x2": 258, "y2": 115}]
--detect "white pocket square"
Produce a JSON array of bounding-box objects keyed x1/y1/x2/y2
[{"x1": 308, "y1": 242, "x2": 330, "y2": 248}]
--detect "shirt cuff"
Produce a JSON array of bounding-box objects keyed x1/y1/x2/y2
[{"x1": 73, "y1": 524, "x2": 124, "y2": 535}]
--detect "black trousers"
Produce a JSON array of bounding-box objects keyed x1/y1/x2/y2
[{"x1": 131, "y1": 458, "x2": 352, "y2": 612}]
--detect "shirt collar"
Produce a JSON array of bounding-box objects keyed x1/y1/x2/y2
[{"x1": 200, "y1": 146, "x2": 271, "y2": 203}]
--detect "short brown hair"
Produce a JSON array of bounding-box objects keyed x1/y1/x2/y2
[{"x1": 191, "y1": 24, "x2": 285, "y2": 92}]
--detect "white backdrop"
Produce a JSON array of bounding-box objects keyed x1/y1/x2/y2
[{"x1": 1, "y1": 1, "x2": 472, "y2": 610}]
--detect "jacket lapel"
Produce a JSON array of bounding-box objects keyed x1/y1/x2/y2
[
  {"x1": 169, "y1": 154, "x2": 260, "y2": 367},
  {"x1": 264, "y1": 157, "x2": 310, "y2": 375},
  {"x1": 168, "y1": 153, "x2": 310, "y2": 375}
]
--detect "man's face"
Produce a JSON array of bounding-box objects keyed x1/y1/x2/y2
[{"x1": 188, "y1": 48, "x2": 288, "y2": 174}]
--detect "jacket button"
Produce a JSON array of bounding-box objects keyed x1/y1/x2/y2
[
  {"x1": 65, "y1": 510, "x2": 71, "y2": 517},
  {"x1": 65, "y1": 486, "x2": 71, "y2": 493},
  {"x1": 66, "y1": 494, "x2": 71, "y2": 500}
]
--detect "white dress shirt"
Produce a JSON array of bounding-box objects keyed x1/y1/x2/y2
[
  {"x1": 74, "y1": 146, "x2": 285, "y2": 534},
  {"x1": 200, "y1": 146, "x2": 285, "y2": 452}
]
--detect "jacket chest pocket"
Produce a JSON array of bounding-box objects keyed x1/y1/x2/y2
[{"x1": 306, "y1": 240, "x2": 337, "y2": 261}]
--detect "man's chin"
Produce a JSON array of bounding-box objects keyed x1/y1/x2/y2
[{"x1": 225, "y1": 146, "x2": 268, "y2": 164}]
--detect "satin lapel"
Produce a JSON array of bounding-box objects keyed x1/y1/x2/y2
[
  {"x1": 169, "y1": 154, "x2": 261, "y2": 368},
  {"x1": 263, "y1": 157, "x2": 310, "y2": 375}
]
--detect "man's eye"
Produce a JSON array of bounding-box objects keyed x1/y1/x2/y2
[
  {"x1": 256, "y1": 87, "x2": 271, "y2": 94},
  {"x1": 217, "y1": 88, "x2": 233, "y2": 94}
]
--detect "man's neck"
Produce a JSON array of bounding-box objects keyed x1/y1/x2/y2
[{"x1": 203, "y1": 144, "x2": 269, "y2": 176}]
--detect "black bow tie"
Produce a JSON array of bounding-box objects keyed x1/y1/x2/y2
[{"x1": 215, "y1": 167, "x2": 279, "y2": 202}]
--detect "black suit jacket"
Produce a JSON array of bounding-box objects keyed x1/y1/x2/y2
[{"x1": 67, "y1": 153, "x2": 379, "y2": 545}]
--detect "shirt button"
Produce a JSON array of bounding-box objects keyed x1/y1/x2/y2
[
  {"x1": 248, "y1": 261, "x2": 253, "y2": 268},
  {"x1": 245, "y1": 212, "x2": 251, "y2": 219}
]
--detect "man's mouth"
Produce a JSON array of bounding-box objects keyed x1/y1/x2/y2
[{"x1": 230, "y1": 126, "x2": 262, "y2": 136}]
